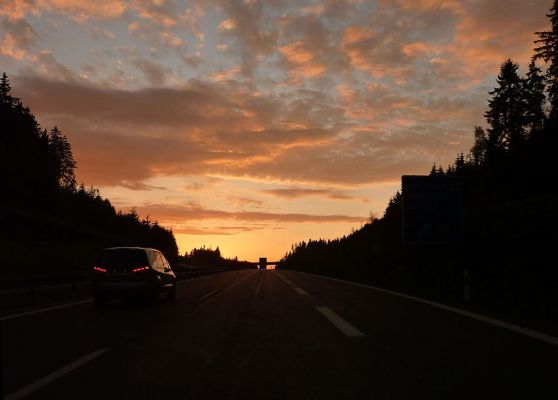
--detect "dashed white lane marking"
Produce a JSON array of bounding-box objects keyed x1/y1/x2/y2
[
  {"x1": 299, "y1": 271, "x2": 558, "y2": 347},
  {"x1": 203, "y1": 289, "x2": 219, "y2": 299},
  {"x1": 254, "y1": 279, "x2": 263, "y2": 296},
  {"x1": 182, "y1": 271, "x2": 257, "y2": 319},
  {"x1": 316, "y1": 306, "x2": 365, "y2": 337},
  {"x1": 274, "y1": 271, "x2": 293, "y2": 285},
  {"x1": 5, "y1": 348, "x2": 110, "y2": 400},
  {"x1": 0, "y1": 299, "x2": 92, "y2": 321},
  {"x1": 294, "y1": 287, "x2": 308, "y2": 295}
]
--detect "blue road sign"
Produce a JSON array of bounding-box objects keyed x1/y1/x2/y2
[{"x1": 402, "y1": 175, "x2": 462, "y2": 244}]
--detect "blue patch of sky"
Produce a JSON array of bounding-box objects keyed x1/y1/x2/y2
[
  {"x1": 195, "y1": 9, "x2": 240, "y2": 79},
  {"x1": 31, "y1": 13, "x2": 98, "y2": 68}
]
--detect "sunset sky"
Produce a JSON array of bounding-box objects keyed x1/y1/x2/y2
[{"x1": 0, "y1": 0, "x2": 552, "y2": 261}]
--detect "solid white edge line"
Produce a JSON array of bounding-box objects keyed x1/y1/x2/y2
[
  {"x1": 0, "y1": 282, "x2": 91, "y2": 294},
  {"x1": 0, "y1": 282, "x2": 91, "y2": 295},
  {"x1": 5, "y1": 348, "x2": 110, "y2": 400},
  {"x1": 316, "y1": 306, "x2": 365, "y2": 337},
  {"x1": 203, "y1": 289, "x2": 219, "y2": 299},
  {"x1": 294, "y1": 287, "x2": 308, "y2": 295},
  {"x1": 293, "y1": 271, "x2": 558, "y2": 347},
  {"x1": 0, "y1": 299, "x2": 92, "y2": 321}
]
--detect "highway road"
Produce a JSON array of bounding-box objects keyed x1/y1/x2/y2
[{"x1": 1, "y1": 269, "x2": 557, "y2": 399}]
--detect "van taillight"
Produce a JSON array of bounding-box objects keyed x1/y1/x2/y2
[
  {"x1": 93, "y1": 266, "x2": 107, "y2": 273},
  {"x1": 132, "y1": 266, "x2": 150, "y2": 273}
]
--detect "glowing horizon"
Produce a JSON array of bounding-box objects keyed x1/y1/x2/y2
[{"x1": 0, "y1": 0, "x2": 552, "y2": 260}]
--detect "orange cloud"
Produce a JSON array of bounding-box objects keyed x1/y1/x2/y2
[
  {"x1": 13, "y1": 76, "x2": 343, "y2": 186},
  {"x1": 216, "y1": 0, "x2": 278, "y2": 75},
  {"x1": 218, "y1": 18, "x2": 236, "y2": 31},
  {"x1": 211, "y1": 66, "x2": 241, "y2": 82},
  {"x1": 0, "y1": 33, "x2": 26, "y2": 59},
  {"x1": 173, "y1": 225, "x2": 270, "y2": 235},
  {"x1": 38, "y1": 0, "x2": 126, "y2": 20},
  {"x1": 160, "y1": 31, "x2": 183, "y2": 47},
  {"x1": 0, "y1": 17, "x2": 36, "y2": 60},
  {"x1": 1, "y1": 0, "x2": 192, "y2": 24},
  {"x1": 279, "y1": 40, "x2": 326, "y2": 79},
  {"x1": 401, "y1": 42, "x2": 441, "y2": 57},
  {"x1": 132, "y1": 0, "x2": 178, "y2": 26},
  {"x1": 0, "y1": 0, "x2": 35, "y2": 20},
  {"x1": 6, "y1": 0, "x2": 551, "y2": 193},
  {"x1": 380, "y1": 0, "x2": 460, "y2": 11},
  {"x1": 135, "y1": 203, "x2": 365, "y2": 224},
  {"x1": 262, "y1": 188, "x2": 362, "y2": 201},
  {"x1": 342, "y1": 26, "x2": 376, "y2": 72},
  {"x1": 173, "y1": 228, "x2": 234, "y2": 235},
  {"x1": 448, "y1": 0, "x2": 551, "y2": 78},
  {"x1": 280, "y1": 41, "x2": 314, "y2": 64}
]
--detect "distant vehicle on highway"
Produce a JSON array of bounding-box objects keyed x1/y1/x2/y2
[{"x1": 92, "y1": 247, "x2": 176, "y2": 306}]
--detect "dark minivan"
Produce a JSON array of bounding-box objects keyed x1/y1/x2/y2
[{"x1": 92, "y1": 247, "x2": 176, "y2": 306}]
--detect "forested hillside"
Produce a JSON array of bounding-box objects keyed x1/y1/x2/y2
[
  {"x1": 0, "y1": 73, "x2": 179, "y2": 280},
  {"x1": 279, "y1": 2, "x2": 558, "y2": 324}
]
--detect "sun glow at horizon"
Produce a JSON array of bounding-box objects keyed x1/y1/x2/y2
[{"x1": 1, "y1": 0, "x2": 551, "y2": 261}]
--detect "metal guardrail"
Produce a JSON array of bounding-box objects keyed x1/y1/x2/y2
[
  {"x1": 0, "y1": 266, "x2": 237, "y2": 296},
  {"x1": 0, "y1": 276, "x2": 89, "y2": 295}
]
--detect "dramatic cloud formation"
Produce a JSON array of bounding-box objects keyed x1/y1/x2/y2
[
  {"x1": 1, "y1": 0, "x2": 552, "y2": 259},
  {"x1": 135, "y1": 203, "x2": 364, "y2": 223},
  {"x1": 0, "y1": 17, "x2": 36, "y2": 59},
  {"x1": 263, "y1": 188, "x2": 362, "y2": 201}
]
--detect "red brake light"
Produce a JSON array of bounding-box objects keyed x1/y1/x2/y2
[
  {"x1": 132, "y1": 266, "x2": 150, "y2": 273},
  {"x1": 93, "y1": 266, "x2": 107, "y2": 273}
]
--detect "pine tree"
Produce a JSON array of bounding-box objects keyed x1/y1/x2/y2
[
  {"x1": 0, "y1": 72, "x2": 12, "y2": 104},
  {"x1": 454, "y1": 153, "x2": 465, "y2": 174},
  {"x1": 430, "y1": 163, "x2": 438, "y2": 176},
  {"x1": 534, "y1": 0, "x2": 558, "y2": 121},
  {"x1": 48, "y1": 126, "x2": 77, "y2": 190},
  {"x1": 524, "y1": 59, "x2": 547, "y2": 133},
  {"x1": 484, "y1": 59, "x2": 529, "y2": 155},
  {"x1": 470, "y1": 126, "x2": 488, "y2": 165}
]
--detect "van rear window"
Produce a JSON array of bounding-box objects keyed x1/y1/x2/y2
[{"x1": 99, "y1": 249, "x2": 148, "y2": 269}]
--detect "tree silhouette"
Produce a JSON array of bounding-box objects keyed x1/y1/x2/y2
[
  {"x1": 280, "y1": 2, "x2": 558, "y2": 322},
  {"x1": 470, "y1": 126, "x2": 488, "y2": 165},
  {"x1": 1, "y1": 72, "x2": 180, "y2": 279},
  {"x1": 1, "y1": 72, "x2": 12, "y2": 103},
  {"x1": 484, "y1": 59, "x2": 529, "y2": 156},
  {"x1": 535, "y1": 0, "x2": 558, "y2": 121},
  {"x1": 49, "y1": 126, "x2": 77, "y2": 190},
  {"x1": 524, "y1": 59, "x2": 547, "y2": 133}
]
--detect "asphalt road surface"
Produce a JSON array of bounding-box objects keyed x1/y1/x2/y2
[{"x1": 1, "y1": 269, "x2": 557, "y2": 399}]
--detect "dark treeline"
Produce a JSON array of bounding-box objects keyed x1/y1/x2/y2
[
  {"x1": 280, "y1": 2, "x2": 558, "y2": 324},
  {"x1": 1, "y1": 73, "x2": 179, "y2": 280},
  {"x1": 177, "y1": 246, "x2": 254, "y2": 269}
]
